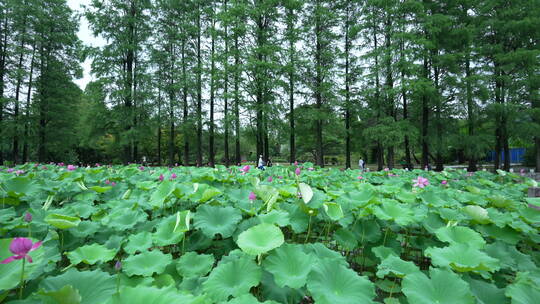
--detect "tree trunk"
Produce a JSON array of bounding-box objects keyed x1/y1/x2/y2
[
  {"x1": 314, "y1": 2, "x2": 324, "y2": 167},
  {"x1": 344, "y1": 1, "x2": 351, "y2": 169},
  {"x1": 181, "y1": 39, "x2": 189, "y2": 166},
  {"x1": 209, "y1": 9, "x2": 216, "y2": 167},
  {"x1": 157, "y1": 82, "x2": 162, "y2": 166},
  {"x1": 123, "y1": 0, "x2": 135, "y2": 164},
  {"x1": 0, "y1": 14, "x2": 8, "y2": 165},
  {"x1": 196, "y1": 4, "x2": 203, "y2": 167},
  {"x1": 23, "y1": 46, "x2": 36, "y2": 163},
  {"x1": 223, "y1": 0, "x2": 229, "y2": 167},
  {"x1": 288, "y1": 8, "x2": 295, "y2": 164},
  {"x1": 12, "y1": 14, "x2": 28, "y2": 164},
  {"x1": 234, "y1": 36, "x2": 241, "y2": 165},
  {"x1": 465, "y1": 52, "x2": 477, "y2": 171},
  {"x1": 384, "y1": 7, "x2": 394, "y2": 170},
  {"x1": 421, "y1": 55, "x2": 430, "y2": 169}
]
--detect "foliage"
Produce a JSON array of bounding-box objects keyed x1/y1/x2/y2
[{"x1": 0, "y1": 163, "x2": 539, "y2": 303}]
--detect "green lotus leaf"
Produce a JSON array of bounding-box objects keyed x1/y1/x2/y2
[
  {"x1": 174, "y1": 210, "x2": 191, "y2": 233},
  {"x1": 67, "y1": 221, "x2": 100, "y2": 238},
  {"x1": 263, "y1": 243, "x2": 314, "y2": 289},
  {"x1": 200, "y1": 187, "x2": 223, "y2": 203},
  {"x1": 425, "y1": 244, "x2": 500, "y2": 272},
  {"x1": 307, "y1": 259, "x2": 376, "y2": 304},
  {"x1": 152, "y1": 273, "x2": 175, "y2": 288},
  {"x1": 67, "y1": 243, "x2": 117, "y2": 265},
  {"x1": 37, "y1": 285, "x2": 82, "y2": 304},
  {"x1": 149, "y1": 180, "x2": 175, "y2": 207},
  {"x1": 518, "y1": 204, "x2": 540, "y2": 223},
  {"x1": 0, "y1": 238, "x2": 46, "y2": 291},
  {"x1": 463, "y1": 276, "x2": 507, "y2": 304},
  {"x1": 419, "y1": 189, "x2": 459, "y2": 208},
  {"x1": 254, "y1": 185, "x2": 280, "y2": 211},
  {"x1": 505, "y1": 272, "x2": 540, "y2": 304},
  {"x1": 153, "y1": 214, "x2": 185, "y2": 246},
  {"x1": 476, "y1": 225, "x2": 521, "y2": 245},
  {"x1": 485, "y1": 241, "x2": 536, "y2": 272},
  {"x1": 124, "y1": 231, "x2": 153, "y2": 254},
  {"x1": 123, "y1": 250, "x2": 172, "y2": 277},
  {"x1": 202, "y1": 256, "x2": 262, "y2": 301},
  {"x1": 376, "y1": 255, "x2": 421, "y2": 278},
  {"x1": 373, "y1": 200, "x2": 416, "y2": 226},
  {"x1": 298, "y1": 183, "x2": 313, "y2": 204},
  {"x1": 463, "y1": 205, "x2": 491, "y2": 224},
  {"x1": 193, "y1": 205, "x2": 242, "y2": 238},
  {"x1": 302, "y1": 243, "x2": 348, "y2": 267},
  {"x1": 176, "y1": 251, "x2": 215, "y2": 278},
  {"x1": 236, "y1": 223, "x2": 284, "y2": 256},
  {"x1": 334, "y1": 228, "x2": 358, "y2": 251},
  {"x1": 222, "y1": 293, "x2": 281, "y2": 304},
  {"x1": 336, "y1": 185, "x2": 374, "y2": 209},
  {"x1": 323, "y1": 202, "x2": 344, "y2": 221},
  {"x1": 434, "y1": 226, "x2": 486, "y2": 248},
  {"x1": 108, "y1": 286, "x2": 201, "y2": 304},
  {"x1": 45, "y1": 213, "x2": 81, "y2": 229},
  {"x1": 375, "y1": 279, "x2": 401, "y2": 294},
  {"x1": 258, "y1": 210, "x2": 290, "y2": 227},
  {"x1": 89, "y1": 186, "x2": 112, "y2": 193},
  {"x1": 101, "y1": 208, "x2": 147, "y2": 231},
  {"x1": 351, "y1": 220, "x2": 382, "y2": 243},
  {"x1": 40, "y1": 269, "x2": 116, "y2": 304},
  {"x1": 3, "y1": 176, "x2": 36, "y2": 198},
  {"x1": 402, "y1": 267, "x2": 475, "y2": 304},
  {"x1": 372, "y1": 246, "x2": 398, "y2": 261}
]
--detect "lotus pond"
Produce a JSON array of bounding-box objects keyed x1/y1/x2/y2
[{"x1": 1, "y1": 163, "x2": 539, "y2": 303}]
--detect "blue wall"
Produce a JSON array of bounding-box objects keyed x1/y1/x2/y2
[{"x1": 486, "y1": 148, "x2": 525, "y2": 163}]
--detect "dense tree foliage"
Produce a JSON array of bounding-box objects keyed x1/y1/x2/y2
[{"x1": 0, "y1": 0, "x2": 539, "y2": 170}]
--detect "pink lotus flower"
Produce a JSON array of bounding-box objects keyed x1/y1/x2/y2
[
  {"x1": 308, "y1": 167, "x2": 314, "y2": 171},
  {"x1": 24, "y1": 212, "x2": 32, "y2": 223},
  {"x1": 295, "y1": 167, "x2": 301, "y2": 176},
  {"x1": 357, "y1": 176, "x2": 363, "y2": 180},
  {"x1": 267, "y1": 176, "x2": 273, "y2": 182},
  {"x1": 249, "y1": 191, "x2": 256, "y2": 201},
  {"x1": 6, "y1": 168, "x2": 14, "y2": 173},
  {"x1": 67, "y1": 165, "x2": 76, "y2": 171},
  {"x1": 111, "y1": 182, "x2": 116, "y2": 187},
  {"x1": 241, "y1": 165, "x2": 250, "y2": 174},
  {"x1": 34, "y1": 163, "x2": 39, "y2": 167},
  {"x1": 278, "y1": 176, "x2": 283, "y2": 179},
  {"x1": 58, "y1": 162, "x2": 65, "y2": 167},
  {"x1": 15, "y1": 170, "x2": 25, "y2": 175},
  {"x1": 294, "y1": 161, "x2": 298, "y2": 166},
  {"x1": 158, "y1": 174, "x2": 164, "y2": 181},
  {"x1": 1, "y1": 238, "x2": 42, "y2": 264},
  {"x1": 441, "y1": 180, "x2": 448, "y2": 185},
  {"x1": 139, "y1": 166, "x2": 145, "y2": 171},
  {"x1": 170, "y1": 173, "x2": 177, "y2": 180},
  {"x1": 413, "y1": 176, "x2": 429, "y2": 188},
  {"x1": 384, "y1": 168, "x2": 390, "y2": 172},
  {"x1": 105, "y1": 180, "x2": 110, "y2": 185}
]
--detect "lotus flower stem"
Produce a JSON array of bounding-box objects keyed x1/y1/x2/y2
[
  {"x1": 382, "y1": 227, "x2": 389, "y2": 246},
  {"x1": 388, "y1": 277, "x2": 397, "y2": 298},
  {"x1": 304, "y1": 215, "x2": 312, "y2": 244},
  {"x1": 19, "y1": 258, "x2": 25, "y2": 299}
]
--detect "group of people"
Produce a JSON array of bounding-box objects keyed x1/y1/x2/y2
[{"x1": 258, "y1": 155, "x2": 273, "y2": 170}]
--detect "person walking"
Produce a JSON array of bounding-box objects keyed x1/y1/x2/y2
[
  {"x1": 258, "y1": 155, "x2": 265, "y2": 170},
  {"x1": 358, "y1": 158, "x2": 365, "y2": 172}
]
